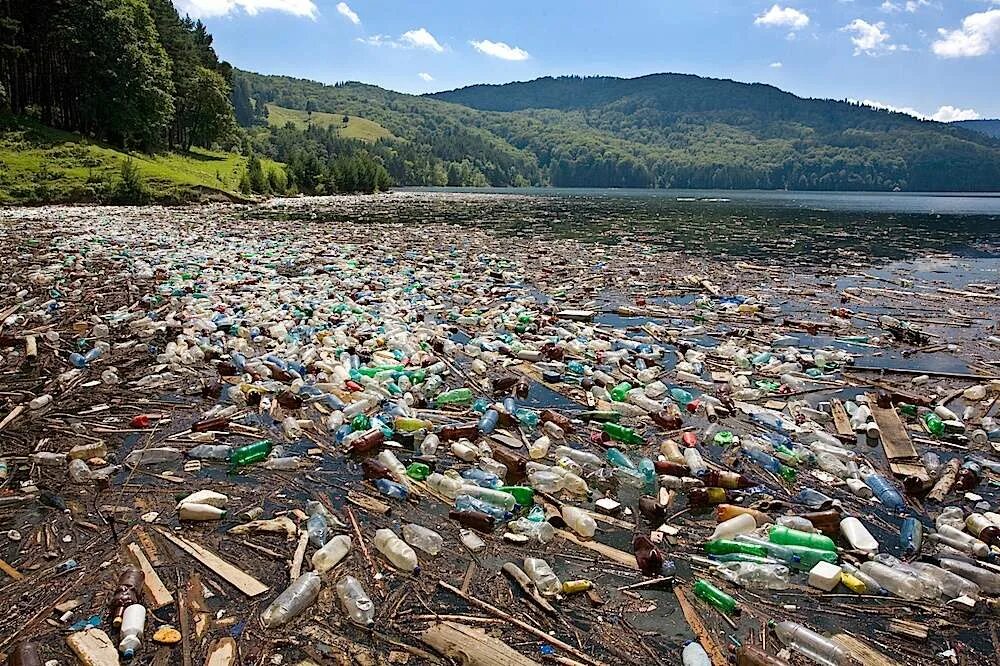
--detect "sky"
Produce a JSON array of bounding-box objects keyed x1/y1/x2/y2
[{"x1": 174, "y1": 0, "x2": 1000, "y2": 120}]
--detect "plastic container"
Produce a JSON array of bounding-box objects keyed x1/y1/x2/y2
[
  {"x1": 261, "y1": 572, "x2": 321, "y2": 627},
  {"x1": 336, "y1": 575, "x2": 375, "y2": 626},
  {"x1": 311, "y1": 535, "x2": 352, "y2": 573},
  {"x1": 374, "y1": 528, "x2": 419, "y2": 574},
  {"x1": 118, "y1": 603, "x2": 146, "y2": 658},
  {"x1": 839, "y1": 517, "x2": 878, "y2": 553}
]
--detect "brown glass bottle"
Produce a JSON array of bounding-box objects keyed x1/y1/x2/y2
[
  {"x1": 638, "y1": 496, "x2": 668, "y2": 521},
  {"x1": 954, "y1": 461, "x2": 982, "y2": 492},
  {"x1": 439, "y1": 423, "x2": 479, "y2": 441},
  {"x1": 448, "y1": 510, "x2": 495, "y2": 532},
  {"x1": 276, "y1": 391, "x2": 303, "y2": 410},
  {"x1": 348, "y1": 429, "x2": 384, "y2": 454},
  {"x1": 361, "y1": 458, "x2": 391, "y2": 481},
  {"x1": 802, "y1": 509, "x2": 842, "y2": 537},
  {"x1": 106, "y1": 566, "x2": 145, "y2": 625},
  {"x1": 700, "y1": 470, "x2": 752, "y2": 490},
  {"x1": 539, "y1": 409, "x2": 574, "y2": 433},
  {"x1": 192, "y1": 416, "x2": 229, "y2": 432},
  {"x1": 632, "y1": 534, "x2": 664, "y2": 575},
  {"x1": 654, "y1": 460, "x2": 689, "y2": 477},
  {"x1": 687, "y1": 487, "x2": 732, "y2": 507},
  {"x1": 491, "y1": 447, "x2": 527, "y2": 481}
]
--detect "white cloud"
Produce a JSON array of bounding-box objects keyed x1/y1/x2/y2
[
  {"x1": 174, "y1": 0, "x2": 317, "y2": 19},
  {"x1": 769, "y1": 61, "x2": 784, "y2": 68},
  {"x1": 418, "y1": 72, "x2": 434, "y2": 82},
  {"x1": 883, "y1": 0, "x2": 933, "y2": 12},
  {"x1": 469, "y1": 39, "x2": 531, "y2": 61},
  {"x1": 336, "y1": 2, "x2": 359, "y2": 25},
  {"x1": 841, "y1": 19, "x2": 901, "y2": 55},
  {"x1": 754, "y1": 5, "x2": 810, "y2": 30},
  {"x1": 356, "y1": 34, "x2": 399, "y2": 48},
  {"x1": 400, "y1": 28, "x2": 444, "y2": 52},
  {"x1": 932, "y1": 9, "x2": 1000, "y2": 57},
  {"x1": 853, "y1": 99, "x2": 980, "y2": 122}
]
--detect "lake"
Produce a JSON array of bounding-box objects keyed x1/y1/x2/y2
[{"x1": 265, "y1": 188, "x2": 1000, "y2": 265}]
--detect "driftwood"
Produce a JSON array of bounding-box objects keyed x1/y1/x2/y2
[
  {"x1": 203, "y1": 638, "x2": 237, "y2": 666},
  {"x1": 422, "y1": 621, "x2": 542, "y2": 666},
  {"x1": 155, "y1": 528, "x2": 268, "y2": 597},
  {"x1": 927, "y1": 458, "x2": 961, "y2": 503},
  {"x1": 674, "y1": 588, "x2": 727, "y2": 666},
  {"x1": 501, "y1": 562, "x2": 557, "y2": 615},
  {"x1": 126, "y1": 542, "x2": 174, "y2": 609},
  {"x1": 66, "y1": 628, "x2": 120, "y2": 666}
]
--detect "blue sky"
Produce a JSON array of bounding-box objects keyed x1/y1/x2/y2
[{"x1": 175, "y1": 0, "x2": 1000, "y2": 120}]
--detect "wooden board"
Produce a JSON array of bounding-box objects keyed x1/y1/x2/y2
[
  {"x1": 66, "y1": 629, "x2": 120, "y2": 666},
  {"x1": 832, "y1": 633, "x2": 903, "y2": 666},
  {"x1": 204, "y1": 638, "x2": 237, "y2": 666},
  {"x1": 126, "y1": 542, "x2": 174, "y2": 609},
  {"x1": 422, "y1": 621, "x2": 542, "y2": 666},
  {"x1": 674, "y1": 588, "x2": 728, "y2": 666},
  {"x1": 155, "y1": 529, "x2": 269, "y2": 597},
  {"x1": 830, "y1": 399, "x2": 854, "y2": 439},
  {"x1": 556, "y1": 529, "x2": 638, "y2": 570},
  {"x1": 0, "y1": 557, "x2": 23, "y2": 580}
]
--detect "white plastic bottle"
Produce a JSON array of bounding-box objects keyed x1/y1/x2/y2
[
  {"x1": 402, "y1": 523, "x2": 443, "y2": 555},
  {"x1": 709, "y1": 513, "x2": 756, "y2": 541},
  {"x1": 840, "y1": 517, "x2": 879, "y2": 553},
  {"x1": 561, "y1": 505, "x2": 596, "y2": 538},
  {"x1": 374, "y1": 528, "x2": 419, "y2": 573},
  {"x1": 311, "y1": 534, "x2": 352, "y2": 574},
  {"x1": 178, "y1": 503, "x2": 226, "y2": 521},
  {"x1": 119, "y1": 603, "x2": 146, "y2": 659},
  {"x1": 336, "y1": 575, "x2": 375, "y2": 626},
  {"x1": 261, "y1": 571, "x2": 321, "y2": 627}
]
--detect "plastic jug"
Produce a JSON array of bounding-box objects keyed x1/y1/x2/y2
[
  {"x1": 118, "y1": 603, "x2": 146, "y2": 658},
  {"x1": 840, "y1": 517, "x2": 878, "y2": 553}
]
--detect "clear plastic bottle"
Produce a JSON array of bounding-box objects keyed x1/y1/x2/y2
[
  {"x1": 459, "y1": 486, "x2": 516, "y2": 511},
  {"x1": 773, "y1": 621, "x2": 851, "y2": 666},
  {"x1": 528, "y1": 435, "x2": 551, "y2": 460},
  {"x1": 311, "y1": 535, "x2": 352, "y2": 574},
  {"x1": 427, "y1": 472, "x2": 463, "y2": 499},
  {"x1": 717, "y1": 562, "x2": 790, "y2": 590},
  {"x1": 524, "y1": 557, "x2": 561, "y2": 596},
  {"x1": 420, "y1": 433, "x2": 440, "y2": 456},
  {"x1": 508, "y1": 517, "x2": 555, "y2": 543},
  {"x1": 858, "y1": 561, "x2": 927, "y2": 600},
  {"x1": 374, "y1": 528, "x2": 419, "y2": 573},
  {"x1": 561, "y1": 505, "x2": 596, "y2": 538},
  {"x1": 683, "y1": 447, "x2": 707, "y2": 475},
  {"x1": 306, "y1": 505, "x2": 329, "y2": 547},
  {"x1": 402, "y1": 523, "x2": 443, "y2": 555},
  {"x1": 187, "y1": 444, "x2": 232, "y2": 460},
  {"x1": 261, "y1": 572, "x2": 321, "y2": 627},
  {"x1": 336, "y1": 575, "x2": 375, "y2": 626}
]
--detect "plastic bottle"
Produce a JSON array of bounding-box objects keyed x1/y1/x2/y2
[
  {"x1": 683, "y1": 447, "x2": 707, "y2": 475},
  {"x1": 261, "y1": 572, "x2": 321, "y2": 627},
  {"x1": 118, "y1": 603, "x2": 146, "y2": 659},
  {"x1": 934, "y1": 524, "x2": 990, "y2": 558},
  {"x1": 682, "y1": 641, "x2": 711, "y2": 666},
  {"x1": 436, "y1": 387, "x2": 474, "y2": 405},
  {"x1": 660, "y1": 439, "x2": 686, "y2": 464},
  {"x1": 402, "y1": 523, "x2": 443, "y2": 555},
  {"x1": 460, "y1": 485, "x2": 516, "y2": 511},
  {"x1": 312, "y1": 535, "x2": 352, "y2": 573},
  {"x1": 705, "y1": 539, "x2": 768, "y2": 558},
  {"x1": 602, "y1": 422, "x2": 644, "y2": 445},
  {"x1": 773, "y1": 621, "x2": 851, "y2": 666},
  {"x1": 693, "y1": 579, "x2": 738, "y2": 613},
  {"x1": 841, "y1": 563, "x2": 885, "y2": 595},
  {"x1": 717, "y1": 562, "x2": 790, "y2": 590},
  {"x1": 178, "y1": 503, "x2": 226, "y2": 521},
  {"x1": 909, "y1": 562, "x2": 980, "y2": 599},
  {"x1": 840, "y1": 517, "x2": 878, "y2": 554},
  {"x1": 939, "y1": 558, "x2": 1000, "y2": 595},
  {"x1": 374, "y1": 478, "x2": 409, "y2": 500},
  {"x1": 529, "y1": 435, "x2": 551, "y2": 459},
  {"x1": 861, "y1": 470, "x2": 904, "y2": 510},
  {"x1": 899, "y1": 517, "x2": 923, "y2": 556},
  {"x1": 307, "y1": 506, "x2": 329, "y2": 547},
  {"x1": 561, "y1": 505, "x2": 596, "y2": 538},
  {"x1": 455, "y1": 495, "x2": 507, "y2": 521},
  {"x1": 716, "y1": 504, "x2": 773, "y2": 526},
  {"x1": 427, "y1": 472, "x2": 463, "y2": 499},
  {"x1": 769, "y1": 525, "x2": 836, "y2": 552},
  {"x1": 229, "y1": 440, "x2": 272, "y2": 467},
  {"x1": 524, "y1": 557, "x2": 562, "y2": 596},
  {"x1": 709, "y1": 513, "x2": 757, "y2": 540},
  {"x1": 374, "y1": 528, "x2": 419, "y2": 574},
  {"x1": 336, "y1": 575, "x2": 375, "y2": 626},
  {"x1": 188, "y1": 444, "x2": 233, "y2": 460},
  {"x1": 858, "y1": 561, "x2": 926, "y2": 600},
  {"x1": 508, "y1": 517, "x2": 555, "y2": 543},
  {"x1": 555, "y1": 446, "x2": 603, "y2": 469}
]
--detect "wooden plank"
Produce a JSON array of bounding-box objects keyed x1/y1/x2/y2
[
  {"x1": 289, "y1": 530, "x2": 308, "y2": 580},
  {"x1": 204, "y1": 638, "x2": 237, "y2": 666},
  {"x1": 0, "y1": 557, "x2": 23, "y2": 581},
  {"x1": 868, "y1": 395, "x2": 917, "y2": 461},
  {"x1": 66, "y1": 629, "x2": 120, "y2": 666},
  {"x1": 555, "y1": 529, "x2": 638, "y2": 570},
  {"x1": 126, "y1": 542, "x2": 174, "y2": 609},
  {"x1": 155, "y1": 528, "x2": 268, "y2": 597},
  {"x1": 422, "y1": 622, "x2": 541, "y2": 666},
  {"x1": 889, "y1": 460, "x2": 930, "y2": 483},
  {"x1": 832, "y1": 633, "x2": 903, "y2": 666},
  {"x1": 830, "y1": 399, "x2": 854, "y2": 439},
  {"x1": 674, "y1": 588, "x2": 727, "y2": 666}
]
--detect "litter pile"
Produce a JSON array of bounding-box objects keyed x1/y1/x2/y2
[{"x1": 1, "y1": 200, "x2": 1000, "y2": 666}]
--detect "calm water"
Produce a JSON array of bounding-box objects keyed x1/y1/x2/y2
[{"x1": 267, "y1": 188, "x2": 1000, "y2": 264}]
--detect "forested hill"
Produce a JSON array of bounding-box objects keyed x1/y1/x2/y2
[
  {"x1": 955, "y1": 119, "x2": 1000, "y2": 139},
  {"x1": 238, "y1": 70, "x2": 1000, "y2": 191}
]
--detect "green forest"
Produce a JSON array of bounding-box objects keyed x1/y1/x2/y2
[{"x1": 2, "y1": 2, "x2": 1000, "y2": 201}]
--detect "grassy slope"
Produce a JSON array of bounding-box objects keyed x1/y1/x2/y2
[
  {"x1": 0, "y1": 116, "x2": 283, "y2": 204},
  {"x1": 265, "y1": 103, "x2": 392, "y2": 142}
]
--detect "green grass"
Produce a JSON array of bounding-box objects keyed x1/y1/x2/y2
[
  {"x1": 266, "y1": 103, "x2": 392, "y2": 142},
  {"x1": 0, "y1": 115, "x2": 284, "y2": 204}
]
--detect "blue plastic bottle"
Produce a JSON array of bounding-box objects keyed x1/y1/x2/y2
[
  {"x1": 863, "y1": 472, "x2": 905, "y2": 510},
  {"x1": 900, "y1": 517, "x2": 923, "y2": 556},
  {"x1": 478, "y1": 409, "x2": 500, "y2": 435},
  {"x1": 374, "y1": 478, "x2": 409, "y2": 500},
  {"x1": 460, "y1": 468, "x2": 501, "y2": 489}
]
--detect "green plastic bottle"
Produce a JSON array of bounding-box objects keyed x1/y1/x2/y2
[
  {"x1": 704, "y1": 539, "x2": 768, "y2": 557},
  {"x1": 405, "y1": 462, "x2": 430, "y2": 481},
  {"x1": 769, "y1": 525, "x2": 837, "y2": 552},
  {"x1": 498, "y1": 486, "x2": 534, "y2": 507},
  {"x1": 357, "y1": 364, "x2": 404, "y2": 377},
  {"x1": 610, "y1": 382, "x2": 632, "y2": 402},
  {"x1": 898, "y1": 403, "x2": 918, "y2": 417},
  {"x1": 603, "y1": 422, "x2": 645, "y2": 446},
  {"x1": 781, "y1": 544, "x2": 839, "y2": 570},
  {"x1": 229, "y1": 439, "x2": 272, "y2": 467},
  {"x1": 693, "y1": 580, "x2": 738, "y2": 614},
  {"x1": 605, "y1": 447, "x2": 636, "y2": 470},
  {"x1": 923, "y1": 412, "x2": 945, "y2": 437},
  {"x1": 436, "y1": 388, "x2": 474, "y2": 405}
]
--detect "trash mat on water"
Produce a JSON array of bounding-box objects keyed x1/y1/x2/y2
[{"x1": 1, "y1": 200, "x2": 1000, "y2": 665}]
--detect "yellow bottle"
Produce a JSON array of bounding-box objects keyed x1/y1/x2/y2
[{"x1": 840, "y1": 572, "x2": 867, "y2": 594}]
